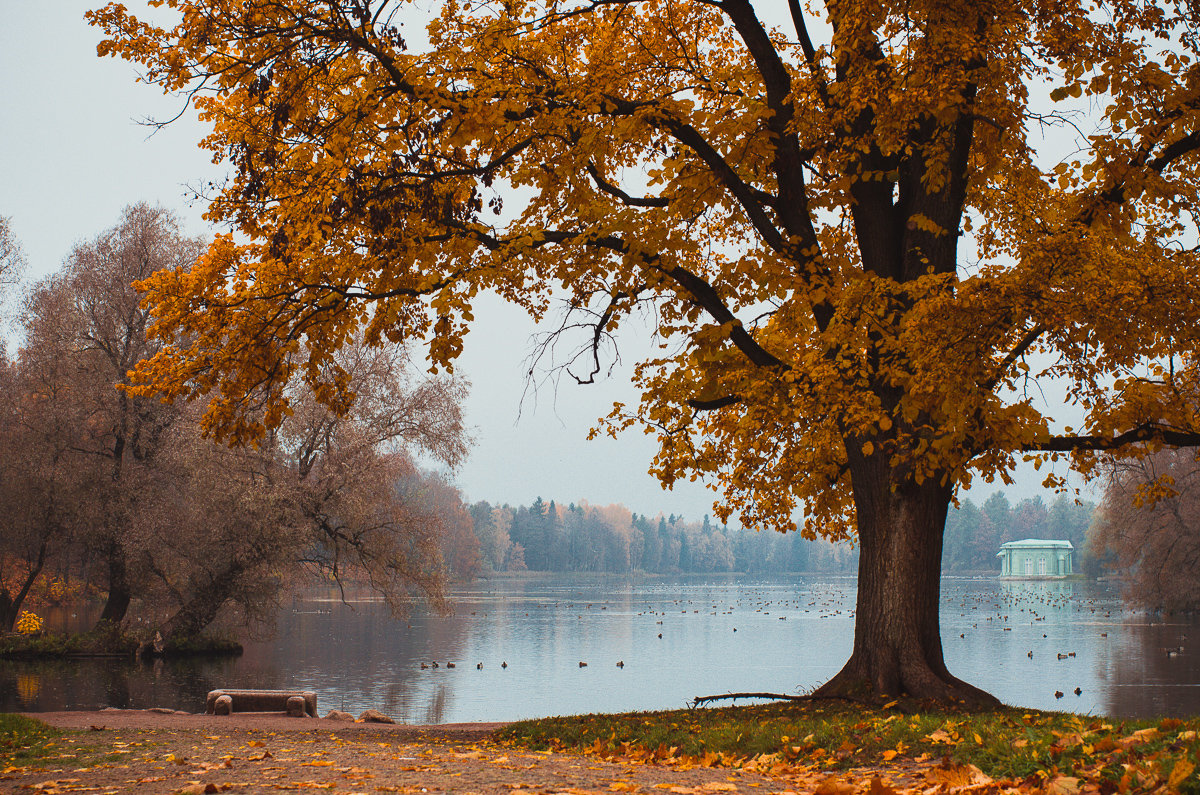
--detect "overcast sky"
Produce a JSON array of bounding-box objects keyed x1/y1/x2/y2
[{"x1": 0, "y1": 2, "x2": 1070, "y2": 523}]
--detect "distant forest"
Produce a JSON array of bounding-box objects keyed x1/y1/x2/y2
[{"x1": 461, "y1": 493, "x2": 1098, "y2": 576}]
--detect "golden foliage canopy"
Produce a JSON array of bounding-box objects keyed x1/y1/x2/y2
[{"x1": 91, "y1": 0, "x2": 1200, "y2": 537}]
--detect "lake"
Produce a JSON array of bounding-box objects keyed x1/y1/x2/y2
[{"x1": 3, "y1": 575, "x2": 1198, "y2": 721}]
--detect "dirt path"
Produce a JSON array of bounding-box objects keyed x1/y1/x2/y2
[{"x1": 1, "y1": 711, "x2": 972, "y2": 795}]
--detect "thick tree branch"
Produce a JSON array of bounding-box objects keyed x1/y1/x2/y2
[
  {"x1": 786, "y1": 0, "x2": 832, "y2": 109},
  {"x1": 1028, "y1": 424, "x2": 1200, "y2": 452},
  {"x1": 648, "y1": 113, "x2": 785, "y2": 252},
  {"x1": 717, "y1": 0, "x2": 823, "y2": 262},
  {"x1": 585, "y1": 162, "x2": 670, "y2": 207},
  {"x1": 1149, "y1": 128, "x2": 1200, "y2": 172},
  {"x1": 980, "y1": 323, "x2": 1045, "y2": 392},
  {"x1": 534, "y1": 230, "x2": 790, "y2": 371},
  {"x1": 686, "y1": 394, "x2": 742, "y2": 410},
  {"x1": 689, "y1": 691, "x2": 812, "y2": 708},
  {"x1": 1082, "y1": 127, "x2": 1200, "y2": 224},
  {"x1": 719, "y1": 0, "x2": 793, "y2": 113}
]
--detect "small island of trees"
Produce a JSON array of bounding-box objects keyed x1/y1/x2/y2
[{"x1": 0, "y1": 207, "x2": 476, "y2": 653}]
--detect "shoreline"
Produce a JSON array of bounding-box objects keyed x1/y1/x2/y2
[{"x1": 21, "y1": 708, "x2": 512, "y2": 738}]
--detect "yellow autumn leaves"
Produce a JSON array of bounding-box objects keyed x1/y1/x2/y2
[{"x1": 86, "y1": 0, "x2": 1200, "y2": 543}]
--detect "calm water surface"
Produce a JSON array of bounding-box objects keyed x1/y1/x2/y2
[{"x1": 3, "y1": 575, "x2": 1198, "y2": 721}]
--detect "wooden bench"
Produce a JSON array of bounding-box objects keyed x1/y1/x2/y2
[{"x1": 205, "y1": 689, "x2": 317, "y2": 717}]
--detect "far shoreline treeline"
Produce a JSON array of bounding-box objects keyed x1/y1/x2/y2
[{"x1": 452, "y1": 492, "x2": 1098, "y2": 578}]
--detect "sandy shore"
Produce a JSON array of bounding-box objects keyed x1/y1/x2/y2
[{"x1": 23, "y1": 708, "x2": 511, "y2": 740}]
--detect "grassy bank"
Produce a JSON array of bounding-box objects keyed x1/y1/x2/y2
[
  {"x1": 0, "y1": 714, "x2": 64, "y2": 767},
  {"x1": 0, "y1": 714, "x2": 125, "y2": 770},
  {"x1": 0, "y1": 625, "x2": 241, "y2": 659},
  {"x1": 497, "y1": 699, "x2": 1200, "y2": 792}
]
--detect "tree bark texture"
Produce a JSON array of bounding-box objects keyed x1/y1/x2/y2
[
  {"x1": 97, "y1": 548, "x2": 132, "y2": 626},
  {"x1": 161, "y1": 566, "x2": 244, "y2": 645},
  {"x1": 0, "y1": 589, "x2": 17, "y2": 633},
  {"x1": 814, "y1": 458, "x2": 1000, "y2": 706}
]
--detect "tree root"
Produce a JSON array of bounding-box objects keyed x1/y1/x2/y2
[{"x1": 812, "y1": 660, "x2": 1002, "y2": 709}]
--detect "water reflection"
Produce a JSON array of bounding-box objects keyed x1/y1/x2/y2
[
  {"x1": 0, "y1": 653, "x2": 242, "y2": 713},
  {"x1": 3, "y1": 575, "x2": 1198, "y2": 721},
  {"x1": 940, "y1": 577, "x2": 1200, "y2": 717},
  {"x1": 1105, "y1": 619, "x2": 1198, "y2": 718}
]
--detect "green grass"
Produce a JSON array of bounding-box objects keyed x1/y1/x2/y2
[
  {"x1": 0, "y1": 714, "x2": 127, "y2": 770},
  {"x1": 0, "y1": 714, "x2": 65, "y2": 768},
  {"x1": 497, "y1": 699, "x2": 1200, "y2": 792}
]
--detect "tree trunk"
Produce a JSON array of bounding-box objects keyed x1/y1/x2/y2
[
  {"x1": 161, "y1": 590, "x2": 227, "y2": 645},
  {"x1": 0, "y1": 539, "x2": 50, "y2": 632},
  {"x1": 814, "y1": 460, "x2": 1000, "y2": 706},
  {"x1": 0, "y1": 589, "x2": 17, "y2": 632},
  {"x1": 161, "y1": 568, "x2": 242, "y2": 646},
  {"x1": 97, "y1": 547, "x2": 132, "y2": 626}
]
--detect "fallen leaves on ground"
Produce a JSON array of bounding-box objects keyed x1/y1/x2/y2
[{"x1": 6, "y1": 714, "x2": 1200, "y2": 795}]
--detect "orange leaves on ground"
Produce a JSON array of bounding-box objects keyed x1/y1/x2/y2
[
  {"x1": 813, "y1": 775, "x2": 858, "y2": 795},
  {"x1": 834, "y1": 740, "x2": 858, "y2": 760},
  {"x1": 651, "y1": 783, "x2": 738, "y2": 794},
  {"x1": 1116, "y1": 728, "x2": 1159, "y2": 750},
  {"x1": 865, "y1": 775, "x2": 898, "y2": 795},
  {"x1": 173, "y1": 784, "x2": 222, "y2": 795},
  {"x1": 1167, "y1": 759, "x2": 1196, "y2": 789},
  {"x1": 27, "y1": 779, "x2": 80, "y2": 793},
  {"x1": 923, "y1": 728, "x2": 957, "y2": 745},
  {"x1": 187, "y1": 758, "x2": 235, "y2": 773},
  {"x1": 454, "y1": 749, "x2": 488, "y2": 760},
  {"x1": 1042, "y1": 775, "x2": 1082, "y2": 795},
  {"x1": 268, "y1": 782, "x2": 336, "y2": 790},
  {"x1": 920, "y1": 761, "x2": 992, "y2": 790}
]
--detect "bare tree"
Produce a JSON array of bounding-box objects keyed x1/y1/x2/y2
[
  {"x1": 4, "y1": 206, "x2": 473, "y2": 643},
  {"x1": 129, "y1": 415, "x2": 311, "y2": 643},
  {"x1": 1091, "y1": 450, "x2": 1200, "y2": 613},
  {"x1": 278, "y1": 342, "x2": 470, "y2": 616},
  {"x1": 129, "y1": 344, "x2": 471, "y2": 644},
  {"x1": 0, "y1": 329, "x2": 103, "y2": 630},
  {"x1": 19, "y1": 204, "x2": 205, "y2": 626},
  {"x1": 0, "y1": 215, "x2": 22, "y2": 296}
]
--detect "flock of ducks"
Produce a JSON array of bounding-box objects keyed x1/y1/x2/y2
[
  {"x1": 411, "y1": 584, "x2": 1189, "y2": 706},
  {"x1": 950, "y1": 585, "x2": 1193, "y2": 699},
  {"x1": 417, "y1": 659, "x2": 624, "y2": 669},
  {"x1": 414, "y1": 584, "x2": 859, "y2": 673}
]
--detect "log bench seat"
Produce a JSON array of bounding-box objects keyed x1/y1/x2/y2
[{"x1": 205, "y1": 688, "x2": 317, "y2": 717}]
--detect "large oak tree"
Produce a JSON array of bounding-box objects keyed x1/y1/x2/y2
[{"x1": 91, "y1": 0, "x2": 1200, "y2": 703}]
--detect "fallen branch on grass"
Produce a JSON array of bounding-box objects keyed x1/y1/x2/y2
[{"x1": 688, "y1": 692, "x2": 812, "y2": 708}]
